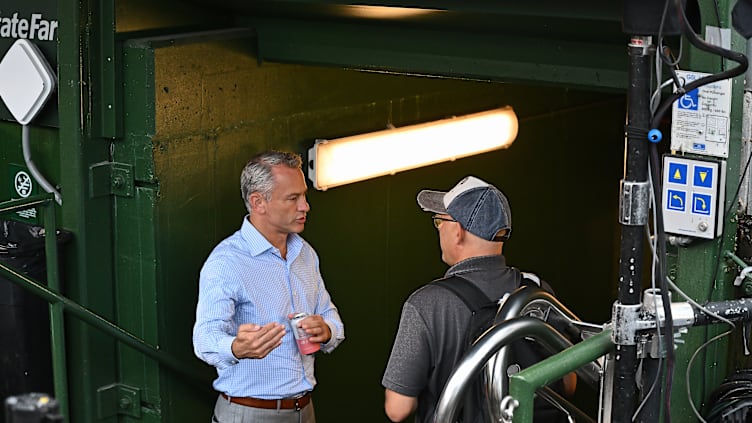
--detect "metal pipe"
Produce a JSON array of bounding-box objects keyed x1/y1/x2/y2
[
  {"x1": 484, "y1": 286, "x2": 602, "y2": 422},
  {"x1": 510, "y1": 330, "x2": 615, "y2": 423},
  {"x1": 41, "y1": 200, "x2": 69, "y2": 421},
  {"x1": 0, "y1": 194, "x2": 54, "y2": 214},
  {"x1": 693, "y1": 297, "x2": 752, "y2": 325},
  {"x1": 432, "y1": 317, "x2": 574, "y2": 423},
  {"x1": 613, "y1": 35, "x2": 653, "y2": 423},
  {"x1": 724, "y1": 250, "x2": 749, "y2": 269},
  {"x1": 22, "y1": 125, "x2": 62, "y2": 205},
  {"x1": 496, "y1": 286, "x2": 582, "y2": 323}
]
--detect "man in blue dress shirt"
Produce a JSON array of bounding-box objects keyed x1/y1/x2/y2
[{"x1": 193, "y1": 150, "x2": 345, "y2": 423}]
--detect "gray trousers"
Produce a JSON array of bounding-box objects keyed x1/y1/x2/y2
[{"x1": 211, "y1": 395, "x2": 316, "y2": 423}]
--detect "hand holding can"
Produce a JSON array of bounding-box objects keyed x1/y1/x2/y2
[{"x1": 289, "y1": 312, "x2": 321, "y2": 355}]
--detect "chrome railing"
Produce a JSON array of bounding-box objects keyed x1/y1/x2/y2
[{"x1": 433, "y1": 285, "x2": 607, "y2": 423}]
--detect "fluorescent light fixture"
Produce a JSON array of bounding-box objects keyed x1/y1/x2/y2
[
  {"x1": 308, "y1": 106, "x2": 518, "y2": 190},
  {"x1": 344, "y1": 6, "x2": 439, "y2": 19}
]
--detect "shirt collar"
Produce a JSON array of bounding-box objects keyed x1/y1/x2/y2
[
  {"x1": 240, "y1": 216, "x2": 303, "y2": 260},
  {"x1": 445, "y1": 254, "x2": 507, "y2": 277}
]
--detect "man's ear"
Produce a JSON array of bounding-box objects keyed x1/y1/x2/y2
[
  {"x1": 249, "y1": 192, "x2": 266, "y2": 214},
  {"x1": 450, "y1": 222, "x2": 465, "y2": 245}
]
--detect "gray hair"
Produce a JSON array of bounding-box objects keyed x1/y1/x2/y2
[{"x1": 240, "y1": 151, "x2": 304, "y2": 212}]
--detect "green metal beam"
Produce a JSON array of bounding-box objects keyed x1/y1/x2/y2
[
  {"x1": 193, "y1": 0, "x2": 629, "y2": 89},
  {"x1": 250, "y1": 18, "x2": 627, "y2": 90},
  {"x1": 509, "y1": 329, "x2": 614, "y2": 423},
  {"x1": 667, "y1": 1, "x2": 748, "y2": 420}
]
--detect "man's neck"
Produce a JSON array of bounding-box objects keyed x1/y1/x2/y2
[
  {"x1": 454, "y1": 244, "x2": 503, "y2": 263},
  {"x1": 248, "y1": 216, "x2": 289, "y2": 259}
]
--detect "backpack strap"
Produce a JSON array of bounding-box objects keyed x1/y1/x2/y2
[
  {"x1": 435, "y1": 269, "x2": 543, "y2": 309},
  {"x1": 432, "y1": 275, "x2": 492, "y2": 312},
  {"x1": 432, "y1": 275, "x2": 504, "y2": 423},
  {"x1": 512, "y1": 267, "x2": 542, "y2": 288}
]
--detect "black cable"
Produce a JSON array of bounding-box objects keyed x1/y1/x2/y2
[
  {"x1": 651, "y1": 7, "x2": 676, "y2": 420},
  {"x1": 651, "y1": 0, "x2": 748, "y2": 130},
  {"x1": 643, "y1": 1, "x2": 748, "y2": 420},
  {"x1": 711, "y1": 0, "x2": 727, "y2": 72},
  {"x1": 649, "y1": 141, "x2": 675, "y2": 423},
  {"x1": 660, "y1": 47, "x2": 685, "y2": 93},
  {"x1": 648, "y1": 2, "x2": 748, "y2": 417}
]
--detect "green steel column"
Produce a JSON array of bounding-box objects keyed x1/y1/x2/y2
[
  {"x1": 58, "y1": 0, "x2": 117, "y2": 421},
  {"x1": 669, "y1": 0, "x2": 747, "y2": 420}
]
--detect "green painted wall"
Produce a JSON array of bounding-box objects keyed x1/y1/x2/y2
[{"x1": 113, "y1": 29, "x2": 626, "y2": 421}]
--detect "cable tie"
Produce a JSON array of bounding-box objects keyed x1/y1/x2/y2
[{"x1": 624, "y1": 124, "x2": 650, "y2": 139}]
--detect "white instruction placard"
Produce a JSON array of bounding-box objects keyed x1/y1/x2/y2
[{"x1": 670, "y1": 70, "x2": 732, "y2": 158}]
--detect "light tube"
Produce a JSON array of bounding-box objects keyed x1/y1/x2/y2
[{"x1": 308, "y1": 106, "x2": 518, "y2": 190}]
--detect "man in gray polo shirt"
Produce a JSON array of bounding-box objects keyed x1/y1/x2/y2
[{"x1": 382, "y1": 175, "x2": 571, "y2": 423}]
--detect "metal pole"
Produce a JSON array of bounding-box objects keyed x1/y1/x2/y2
[
  {"x1": 613, "y1": 34, "x2": 653, "y2": 423},
  {"x1": 432, "y1": 317, "x2": 574, "y2": 423},
  {"x1": 510, "y1": 330, "x2": 615, "y2": 423},
  {"x1": 42, "y1": 200, "x2": 69, "y2": 422}
]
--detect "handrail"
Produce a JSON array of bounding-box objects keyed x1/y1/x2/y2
[
  {"x1": 433, "y1": 284, "x2": 606, "y2": 423},
  {"x1": 509, "y1": 329, "x2": 615, "y2": 423},
  {"x1": 488, "y1": 286, "x2": 603, "y2": 404},
  {"x1": 433, "y1": 316, "x2": 575, "y2": 423},
  {"x1": 0, "y1": 261, "x2": 202, "y2": 383},
  {"x1": 0, "y1": 195, "x2": 205, "y2": 422},
  {"x1": 0, "y1": 194, "x2": 54, "y2": 213},
  {"x1": 1, "y1": 194, "x2": 70, "y2": 420}
]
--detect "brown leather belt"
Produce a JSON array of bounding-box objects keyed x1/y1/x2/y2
[{"x1": 220, "y1": 392, "x2": 311, "y2": 410}]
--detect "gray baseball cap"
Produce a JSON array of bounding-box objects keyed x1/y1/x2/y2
[{"x1": 416, "y1": 176, "x2": 511, "y2": 241}]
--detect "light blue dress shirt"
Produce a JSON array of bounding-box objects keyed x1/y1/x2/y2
[{"x1": 193, "y1": 217, "x2": 345, "y2": 399}]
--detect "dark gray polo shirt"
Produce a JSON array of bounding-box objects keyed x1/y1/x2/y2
[{"x1": 382, "y1": 254, "x2": 521, "y2": 423}]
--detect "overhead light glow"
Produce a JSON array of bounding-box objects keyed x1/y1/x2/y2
[
  {"x1": 344, "y1": 6, "x2": 438, "y2": 19},
  {"x1": 308, "y1": 106, "x2": 518, "y2": 190}
]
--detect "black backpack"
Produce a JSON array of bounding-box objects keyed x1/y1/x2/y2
[
  {"x1": 433, "y1": 270, "x2": 564, "y2": 423},
  {"x1": 433, "y1": 269, "x2": 539, "y2": 351}
]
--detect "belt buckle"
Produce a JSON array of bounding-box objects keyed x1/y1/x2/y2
[{"x1": 292, "y1": 392, "x2": 307, "y2": 411}]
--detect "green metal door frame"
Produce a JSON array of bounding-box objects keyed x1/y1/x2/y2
[{"x1": 57, "y1": 0, "x2": 118, "y2": 421}]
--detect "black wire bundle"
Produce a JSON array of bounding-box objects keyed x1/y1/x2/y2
[
  {"x1": 645, "y1": 0, "x2": 749, "y2": 421},
  {"x1": 650, "y1": 0, "x2": 748, "y2": 132}
]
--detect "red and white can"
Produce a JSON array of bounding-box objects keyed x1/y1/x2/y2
[{"x1": 289, "y1": 312, "x2": 320, "y2": 355}]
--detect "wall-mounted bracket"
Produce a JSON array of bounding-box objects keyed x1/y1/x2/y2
[
  {"x1": 89, "y1": 162, "x2": 134, "y2": 198},
  {"x1": 619, "y1": 180, "x2": 650, "y2": 226},
  {"x1": 96, "y1": 383, "x2": 141, "y2": 419}
]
